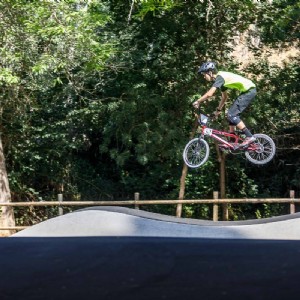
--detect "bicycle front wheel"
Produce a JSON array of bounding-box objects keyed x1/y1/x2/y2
[
  {"x1": 245, "y1": 134, "x2": 276, "y2": 165},
  {"x1": 183, "y1": 138, "x2": 209, "y2": 168}
]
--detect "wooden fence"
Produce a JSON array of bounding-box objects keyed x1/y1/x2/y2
[{"x1": 0, "y1": 190, "x2": 298, "y2": 231}]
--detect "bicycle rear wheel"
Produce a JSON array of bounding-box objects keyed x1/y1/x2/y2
[
  {"x1": 183, "y1": 138, "x2": 209, "y2": 168},
  {"x1": 245, "y1": 134, "x2": 276, "y2": 165}
]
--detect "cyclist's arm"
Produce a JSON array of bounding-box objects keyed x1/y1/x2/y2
[
  {"x1": 193, "y1": 87, "x2": 217, "y2": 108},
  {"x1": 217, "y1": 91, "x2": 228, "y2": 111}
]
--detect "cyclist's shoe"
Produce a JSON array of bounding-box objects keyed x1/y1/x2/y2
[{"x1": 240, "y1": 136, "x2": 256, "y2": 148}]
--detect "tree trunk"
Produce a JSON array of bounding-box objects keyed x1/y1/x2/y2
[
  {"x1": 176, "y1": 116, "x2": 199, "y2": 217},
  {"x1": 0, "y1": 133, "x2": 16, "y2": 236},
  {"x1": 215, "y1": 141, "x2": 228, "y2": 220},
  {"x1": 177, "y1": 163, "x2": 188, "y2": 217}
]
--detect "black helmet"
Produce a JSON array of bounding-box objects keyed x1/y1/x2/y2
[{"x1": 198, "y1": 61, "x2": 217, "y2": 74}]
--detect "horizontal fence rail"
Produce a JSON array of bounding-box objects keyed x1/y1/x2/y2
[
  {"x1": 0, "y1": 198, "x2": 299, "y2": 207},
  {"x1": 0, "y1": 190, "x2": 298, "y2": 232}
]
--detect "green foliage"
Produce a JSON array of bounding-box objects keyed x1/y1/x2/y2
[
  {"x1": 134, "y1": 0, "x2": 182, "y2": 18},
  {"x1": 257, "y1": 0, "x2": 300, "y2": 45},
  {"x1": 0, "y1": 0, "x2": 299, "y2": 225}
]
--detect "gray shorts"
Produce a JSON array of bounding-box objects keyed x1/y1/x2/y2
[{"x1": 227, "y1": 88, "x2": 257, "y2": 118}]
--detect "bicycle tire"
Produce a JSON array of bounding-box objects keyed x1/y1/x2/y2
[
  {"x1": 183, "y1": 138, "x2": 210, "y2": 168},
  {"x1": 245, "y1": 134, "x2": 276, "y2": 165}
]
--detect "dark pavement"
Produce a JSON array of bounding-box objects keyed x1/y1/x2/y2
[{"x1": 1, "y1": 237, "x2": 300, "y2": 300}]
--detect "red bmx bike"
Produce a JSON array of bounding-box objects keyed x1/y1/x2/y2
[{"x1": 183, "y1": 113, "x2": 276, "y2": 168}]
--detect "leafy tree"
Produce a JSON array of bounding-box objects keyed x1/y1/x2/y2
[
  {"x1": 94, "y1": 1, "x2": 261, "y2": 212},
  {"x1": 257, "y1": 0, "x2": 300, "y2": 45},
  {"x1": 1, "y1": 0, "x2": 299, "y2": 228},
  {"x1": 0, "y1": 0, "x2": 115, "y2": 228},
  {"x1": 237, "y1": 0, "x2": 300, "y2": 217}
]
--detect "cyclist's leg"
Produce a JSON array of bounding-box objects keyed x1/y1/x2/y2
[
  {"x1": 227, "y1": 88, "x2": 256, "y2": 130},
  {"x1": 227, "y1": 88, "x2": 256, "y2": 144}
]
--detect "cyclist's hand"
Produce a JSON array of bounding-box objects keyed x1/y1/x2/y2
[{"x1": 193, "y1": 100, "x2": 200, "y2": 109}]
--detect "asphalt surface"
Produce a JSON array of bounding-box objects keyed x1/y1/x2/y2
[{"x1": 1, "y1": 207, "x2": 300, "y2": 300}]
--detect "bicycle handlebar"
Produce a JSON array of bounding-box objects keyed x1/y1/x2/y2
[{"x1": 194, "y1": 109, "x2": 217, "y2": 122}]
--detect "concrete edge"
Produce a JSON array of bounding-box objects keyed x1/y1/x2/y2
[{"x1": 75, "y1": 206, "x2": 300, "y2": 227}]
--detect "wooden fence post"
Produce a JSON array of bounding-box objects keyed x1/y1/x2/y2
[
  {"x1": 290, "y1": 190, "x2": 295, "y2": 214},
  {"x1": 58, "y1": 194, "x2": 63, "y2": 216},
  {"x1": 134, "y1": 192, "x2": 140, "y2": 210},
  {"x1": 213, "y1": 191, "x2": 219, "y2": 221}
]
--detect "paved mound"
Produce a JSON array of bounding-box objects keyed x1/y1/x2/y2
[
  {"x1": 6, "y1": 207, "x2": 300, "y2": 299},
  {"x1": 12, "y1": 207, "x2": 300, "y2": 240}
]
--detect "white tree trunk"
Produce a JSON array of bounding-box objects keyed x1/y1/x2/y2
[{"x1": 0, "y1": 134, "x2": 16, "y2": 236}]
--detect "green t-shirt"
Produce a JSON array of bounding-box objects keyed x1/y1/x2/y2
[{"x1": 213, "y1": 71, "x2": 256, "y2": 92}]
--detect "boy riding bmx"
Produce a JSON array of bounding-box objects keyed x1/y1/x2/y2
[{"x1": 193, "y1": 61, "x2": 257, "y2": 147}]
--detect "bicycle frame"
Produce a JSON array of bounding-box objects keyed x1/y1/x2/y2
[
  {"x1": 200, "y1": 124, "x2": 243, "y2": 150},
  {"x1": 196, "y1": 113, "x2": 260, "y2": 151}
]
